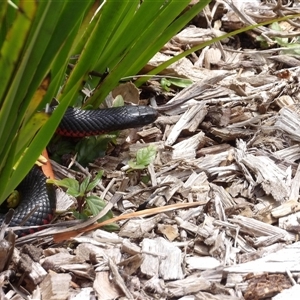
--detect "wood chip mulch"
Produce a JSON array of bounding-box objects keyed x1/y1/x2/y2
[{"x1": 2, "y1": 1, "x2": 300, "y2": 299}]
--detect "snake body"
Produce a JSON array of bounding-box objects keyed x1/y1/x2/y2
[
  {"x1": 0, "y1": 105, "x2": 158, "y2": 231},
  {"x1": 57, "y1": 106, "x2": 158, "y2": 137},
  {"x1": 0, "y1": 167, "x2": 56, "y2": 229}
]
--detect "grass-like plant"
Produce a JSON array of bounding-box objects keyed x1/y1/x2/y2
[
  {"x1": 3, "y1": 0, "x2": 297, "y2": 211},
  {"x1": 0, "y1": 0, "x2": 210, "y2": 205}
]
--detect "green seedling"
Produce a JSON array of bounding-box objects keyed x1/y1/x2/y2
[
  {"x1": 128, "y1": 144, "x2": 157, "y2": 171},
  {"x1": 160, "y1": 77, "x2": 192, "y2": 91},
  {"x1": 48, "y1": 171, "x2": 118, "y2": 230}
]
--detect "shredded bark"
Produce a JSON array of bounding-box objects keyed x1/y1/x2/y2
[{"x1": 2, "y1": 1, "x2": 300, "y2": 299}]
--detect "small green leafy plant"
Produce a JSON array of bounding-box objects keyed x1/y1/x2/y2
[
  {"x1": 48, "y1": 171, "x2": 118, "y2": 230},
  {"x1": 160, "y1": 77, "x2": 192, "y2": 92},
  {"x1": 127, "y1": 145, "x2": 157, "y2": 171},
  {"x1": 2, "y1": 0, "x2": 297, "y2": 212},
  {"x1": 0, "y1": 0, "x2": 211, "y2": 205}
]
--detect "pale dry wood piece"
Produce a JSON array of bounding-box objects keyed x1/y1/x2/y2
[
  {"x1": 119, "y1": 214, "x2": 163, "y2": 238},
  {"x1": 235, "y1": 140, "x2": 291, "y2": 202},
  {"x1": 97, "y1": 249, "x2": 123, "y2": 274},
  {"x1": 61, "y1": 263, "x2": 95, "y2": 280},
  {"x1": 194, "y1": 291, "x2": 241, "y2": 300},
  {"x1": 274, "y1": 144, "x2": 300, "y2": 163},
  {"x1": 252, "y1": 199, "x2": 277, "y2": 225},
  {"x1": 227, "y1": 114, "x2": 271, "y2": 129},
  {"x1": 194, "y1": 243, "x2": 210, "y2": 256},
  {"x1": 154, "y1": 161, "x2": 183, "y2": 178},
  {"x1": 253, "y1": 149, "x2": 298, "y2": 171},
  {"x1": 177, "y1": 206, "x2": 204, "y2": 222},
  {"x1": 165, "y1": 273, "x2": 211, "y2": 298},
  {"x1": 278, "y1": 211, "x2": 300, "y2": 232},
  {"x1": 137, "y1": 126, "x2": 161, "y2": 139},
  {"x1": 180, "y1": 171, "x2": 209, "y2": 199},
  {"x1": 176, "y1": 215, "x2": 217, "y2": 242},
  {"x1": 91, "y1": 155, "x2": 122, "y2": 170},
  {"x1": 93, "y1": 272, "x2": 121, "y2": 300},
  {"x1": 269, "y1": 55, "x2": 300, "y2": 67},
  {"x1": 161, "y1": 162, "x2": 195, "y2": 180},
  {"x1": 225, "y1": 241, "x2": 300, "y2": 274},
  {"x1": 211, "y1": 50, "x2": 260, "y2": 71},
  {"x1": 186, "y1": 256, "x2": 221, "y2": 270},
  {"x1": 249, "y1": 155, "x2": 291, "y2": 201},
  {"x1": 172, "y1": 26, "x2": 227, "y2": 47},
  {"x1": 165, "y1": 103, "x2": 207, "y2": 146},
  {"x1": 42, "y1": 252, "x2": 85, "y2": 272},
  {"x1": 55, "y1": 188, "x2": 75, "y2": 213},
  {"x1": 118, "y1": 253, "x2": 143, "y2": 276},
  {"x1": 157, "y1": 224, "x2": 179, "y2": 241},
  {"x1": 195, "y1": 266, "x2": 224, "y2": 283},
  {"x1": 108, "y1": 257, "x2": 134, "y2": 300},
  {"x1": 121, "y1": 239, "x2": 141, "y2": 255},
  {"x1": 229, "y1": 110, "x2": 252, "y2": 123},
  {"x1": 43, "y1": 247, "x2": 69, "y2": 257},
  {"x1": 158, "y1": 73, "x2": 231, "y2": 111},
  {"x1": 156, "y1": 114, "x2": 181, "y2": 125},
  {"x1": 74, "y1": 241, "x2": 122, "y2": 270},
  {"x1": 143, "y1": 276, "x2": 165, "y2": 296},
  {"x1": 4, "y1": 290, "x2": 24, "y2": 300},
  {"x1": 11, "y1": 249, "x2": 47, "y2": 289},
  {"x1": 51, "y1": 159, "x2": 80, "y2": 179},
  {"x1": 197, "y1": 144, "x2": 232, "y2": 156},
  {"x1": 273, "y1": 284, "x2": 300, "y2": 300},
  {"x1": 226, "y1": 179, "x2": 250, "y2": 198},
  {"x1": 39, "y1": 271, "x2": 71, "y2": 300},
  {"x1": 172, "y1": 131, "x2": 206, "y2": 159},
  {"x1": 225, "y1": 272, "x2": 247, "y2": 289},
  {"x1": 175, "y1": 217, "x2": 204, "y2": 237},
  {"x1": 147, "y1": 163, "x2": 157, "y2": 187},
  {"x1": 0, "y1": 269, "x2": 13, "y2": 284},
  {"x1": 210, "y1": 184, "x2": 237, "y2": 209},
  {"x1": 141, "y1": 237, "x2": 183, "y2": 280},
  {"x1": 70, "y1": 287, "x2": 94, "y2": 299},
  {"x1": 0, "y1": 270, "x2": 14, "y2": 299},
  {"x1": 0, "y1": 211, "x2": 15, "y2": 239},
  {"x1": 194, "y1": 85, "x2": 236, "y2": 102},
  {"x1": 0, "y1": 238, "x2": 13, "y2": 272},
  {"x1": 74, "y1": 243, "x2": 107, "y2": 262},
  {"x1": 72, "y1": 235, "x2": 113, "y2": 248},
  {"x1": 275, "y1": 106, "x2": 300, "y2": 142},
  {"x1": 175, "y1": 216, "x2": 203, "y2": 236},
  {"x1": 228, "y1": 71, "x2": 267, "y2": 92},
  {"x1": 251, "y1": 234, "x2": 288, "y2": 248},
  {"x1": 271, "y1": 200, "x2": 300, "y2": 218},
  {"x1": 229, "y1": 231, "x2": 256, "y2": 255},
  {"x1": 196, "y1": 150, "x2": 232, "y2": 172},
  {"x1": 111, "y1": 82, "x2": 140, "y2": 104},
  {"x1": 150, "y1": 175, "x2": 183, "y2": 206},
  {"x1": 203, "y1": 47, "x2": 222, "y2": 69},
  {"x1": 275, "y1": 95, "x2": 295, "y2": 108},
  {"x1": 229, "y1": 215, "x2": 296, "y2": 242},
  {"x1": 210, "y1": 127, "x2": 256, "y2": 141},
  {"x1": 237, "y1": 243, "x2": 285, "y2": 264},
  {"x1": 127, "y1": 277, "x2": 148, "y2": 300},
  {"x1": 251, "y1": 149, "x2": 299, "y2": 175},
  {"x1": 238, "y1": 73, "x2": 278, "y2": 87},
  {"x1": 143, "y1": 52, "x2": 198, "y2": 80},
  {"x1": 224, "y1": 0, "x2": 300, "y2": 38}
]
